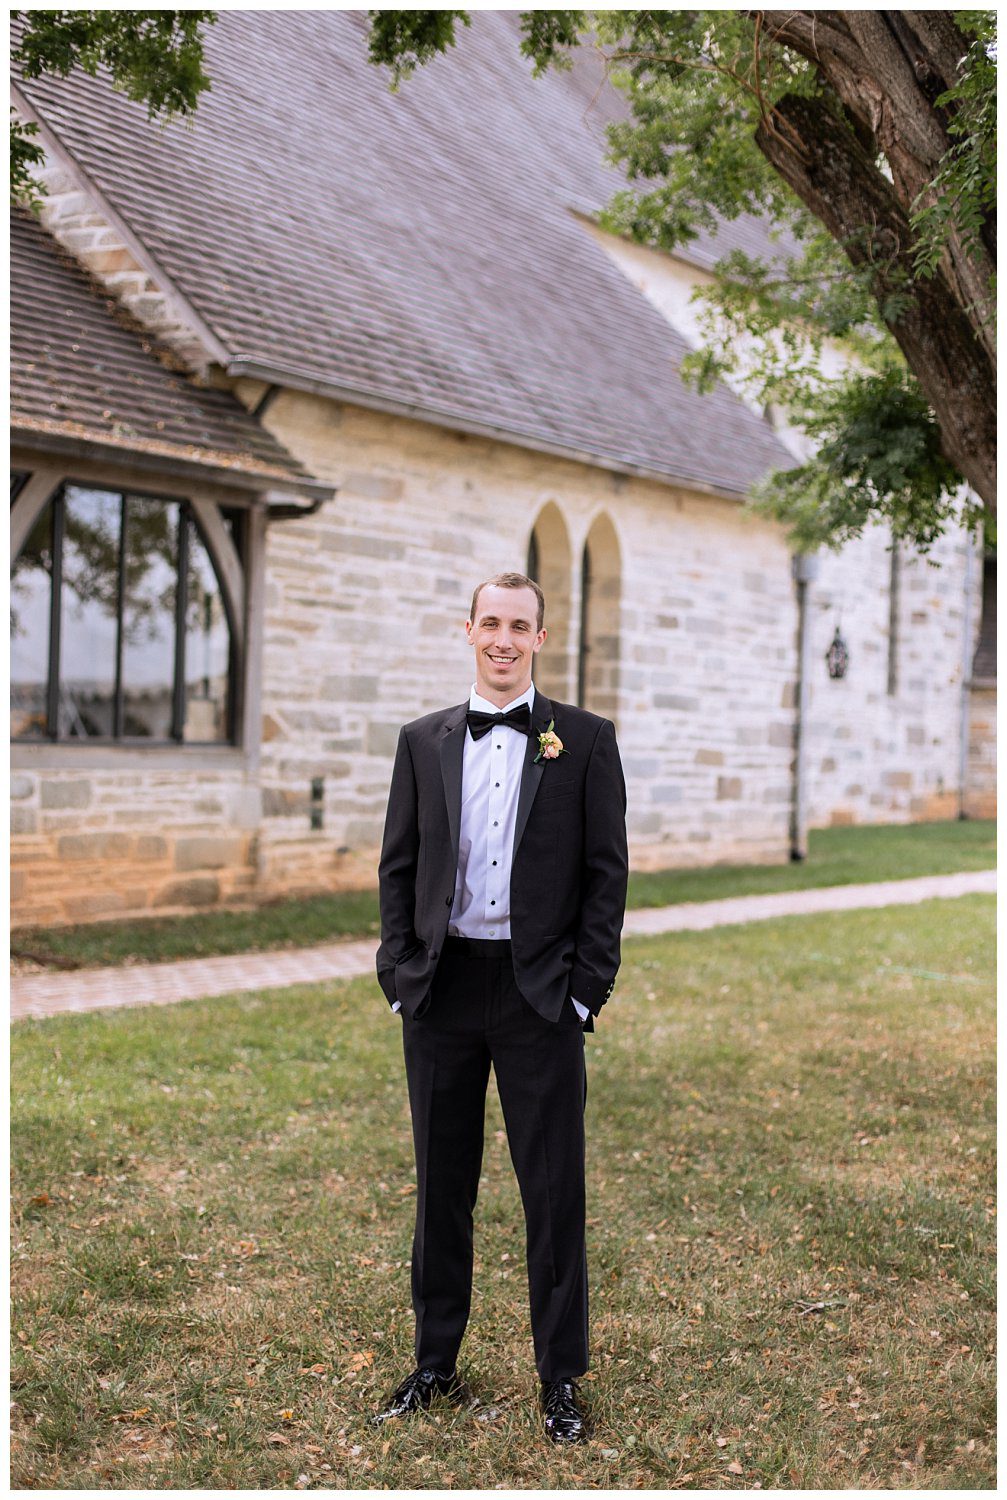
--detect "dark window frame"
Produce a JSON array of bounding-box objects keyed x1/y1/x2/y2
[
  {"x1": 577, "y1": 538, "x2": 592, "y2": 708},
  {"x1": 11, "y1": 478, "x2": 242, "y2": 747},
  {"x1": 526, "y1": 527, "x2": 539, "y2": 585},
  {"x1": 971, "y1": 551, "x2": 996, "y2": 683}
]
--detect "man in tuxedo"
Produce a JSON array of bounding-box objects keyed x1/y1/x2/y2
[{"x1": 371, "y1": 571, "x2": 628, "y2": 1444}]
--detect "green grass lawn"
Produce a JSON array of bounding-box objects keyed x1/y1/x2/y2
[
  {"x1": 11, "y1": 893, "x2": 994, "y2": 1489},
  {"x1": 11, "y1": 818, "x2": 996, "y2": 971}
]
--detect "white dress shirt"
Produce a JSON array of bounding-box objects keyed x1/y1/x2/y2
[{"x1": 392, "y1": 680, "x2": 589, "y2": 1023}]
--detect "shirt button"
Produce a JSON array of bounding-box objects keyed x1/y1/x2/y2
[
  {"x1": 492, "y1": 860, "x2": 497, "y2": 866},
  {"x1": 493, "y1": 821, "x2": 498, "y2": 827},
  {"x1": 489, "y1": 930, "x2": 496, "y2": 936},
  {"x1": 495, "y1": 782, "x2": 500, "y2": 787},
  {"x1": 490, "y1": 900, "x2": 495, "y2": 906}
]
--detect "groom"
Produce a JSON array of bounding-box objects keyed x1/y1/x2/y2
[{"x1": 371, "y1": 571, "x2": 628, "y2": 1444}]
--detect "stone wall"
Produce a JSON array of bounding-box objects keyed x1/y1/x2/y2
[
  {"x1": 803, "y1": 526, "x2": 982, "y2": 827},
  {"x1": 10, "y1": 386, "x2": 985, "y2": 928},
  {"x1": 10, "y1": 768, "x2": 259, "y2": 927},
  {"x1": 247, "y1": 389, "x2": 804, "y2": 887},
  {"x1": 965, "y1": 685, "x2": 996, "y2": 819},
  {"x1": 247, "y1": 388, "x2": 982, "y2": 890}
]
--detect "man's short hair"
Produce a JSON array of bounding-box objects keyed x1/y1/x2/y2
[{"x1": 469, "y1": 572, "x2": 545, "y2": 633}]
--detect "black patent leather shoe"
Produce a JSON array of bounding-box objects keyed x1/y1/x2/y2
[
  {"x1": 369, "y1": 1365, "x2": 466, "y2": 1425},
  {"x1": 540, "y1": 1377, "x2": 589, "y2": 1444}
]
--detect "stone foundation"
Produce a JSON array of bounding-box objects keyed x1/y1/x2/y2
[{"x1": 966, "y1": 683, "x2": 996, "y2": 819}]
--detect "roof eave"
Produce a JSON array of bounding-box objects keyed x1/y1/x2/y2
[
  {"x1": 226, "y1": 356, "x2": 762, "y2": 506},
  {"x1": 11, "y1": 423, "x2": 336, "y2": 506}
]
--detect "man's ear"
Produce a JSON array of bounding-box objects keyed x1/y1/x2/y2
[{"x1": 533, "y1": 626, "x2": 548, "y2": 653}]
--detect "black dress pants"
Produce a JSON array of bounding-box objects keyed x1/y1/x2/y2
[{"x1": 400, "y1": 934, "x2": 589, "y2": 1382}]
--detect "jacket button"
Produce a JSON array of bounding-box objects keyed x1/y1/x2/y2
[
  {"x1": 430, "y1": 950, "x2": 438, "y2": 961},
  {"x1": 445, "y1": 896, "x2": 452, "y2": 905}
]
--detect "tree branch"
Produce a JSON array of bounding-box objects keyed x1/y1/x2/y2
[{"x1": 754, "y1": 89, "x2": 995, "y2": 507}]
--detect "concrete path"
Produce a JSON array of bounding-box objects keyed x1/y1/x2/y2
[{"x1": 9, "y1": 869, "x2": 995, "y2": 1024}]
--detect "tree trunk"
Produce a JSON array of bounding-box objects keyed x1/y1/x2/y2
[
  {"x1": 752, "y1": 10, "x2": 996, "y2": 511},
  {"x1": 753, "y1": 91, "x2": 995, "y2": 508}
]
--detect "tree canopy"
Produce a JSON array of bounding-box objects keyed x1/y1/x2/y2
[
  {"x1": 10, "y1": 10, "x2": 215, "y2": 208},
  {"x1": 369, "y1": 10, "x2": 996, "y2": 554},
  {"x1": 11, "y1": 9, "x2": 995, "y2": 553}
]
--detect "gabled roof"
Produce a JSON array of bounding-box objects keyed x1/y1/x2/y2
[
  {"x1": 12, "y1": 10, "x2": 794, "y2": 497},
  {"x1": 10, "y1": 207, "x2": 332, "y2": 500}
]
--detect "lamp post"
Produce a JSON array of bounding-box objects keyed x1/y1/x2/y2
[{"x1": 790, "y1": 551, "x2": 820, "y2": 862}]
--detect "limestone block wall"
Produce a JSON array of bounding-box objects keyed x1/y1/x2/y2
[
  {"x1": 803, "y1": 524, "x2": 982, "y2": 827},
  {"x1": 250, "y1": 388, "x2": 980, "y2": 894},
  {"x1": 248, "y1": 390, "x2": 803, "y2": 889},
  {"x1": 966, "y1": 685, "x2": 996, "y2": 818},
  {"x1": 579, "y1": 215, "x2": 985, "y2": 834},
  {"x1": 598, "y1": 480, "x2": 798, "y2": 869},
  {"x1": 10, "y1": 767, "x2": 259, "y2": 927},
  {"x1": 9, "y1": 383, "x2": 983, "y2": 928}
]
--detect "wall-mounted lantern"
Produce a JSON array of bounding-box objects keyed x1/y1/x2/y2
[{"x1": 825, "y1": 626, "x2": 849, "y2": 680}]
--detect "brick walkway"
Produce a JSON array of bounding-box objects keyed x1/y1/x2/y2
[{"x1": 9, "y1": 869, "x2": 995, "y2": 1024}]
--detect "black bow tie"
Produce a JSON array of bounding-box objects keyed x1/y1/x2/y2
[{"x1": 466, "y1": 703, "x2": 533, "y2": 741}]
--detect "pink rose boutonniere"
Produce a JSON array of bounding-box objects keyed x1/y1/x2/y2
[{"x1": 534, "y1": 718, "x2": 568, "y2": 764}]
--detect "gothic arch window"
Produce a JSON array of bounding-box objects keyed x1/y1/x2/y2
[
  {"x1": 579, "y1": 512, "x2": 621, "y2": 718},
  {"x1": 11, "y1": 481, "x2": 242, "y2": 744},
  {"x1": 526, "y1": 502, "x2": 573, "y2": 702}
]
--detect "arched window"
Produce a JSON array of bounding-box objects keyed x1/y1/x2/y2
[
  {"x1": 579, "y1": 513, "x2": 621, "y2": 718},
  {"x1": 526, "y1": 502, "x2": 573, "y2": 702},
  {"x1": 10, "y1": 482, "x2": 240, "y2": 744}
]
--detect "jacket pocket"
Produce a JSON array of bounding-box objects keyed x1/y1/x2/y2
[{"x1": 538, "y1": 783, "x2": 577, "y2": 803}]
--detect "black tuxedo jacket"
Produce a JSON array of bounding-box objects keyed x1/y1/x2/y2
[{"x1": 375, "y1": 691, "x2": 629, "y2": 1033}]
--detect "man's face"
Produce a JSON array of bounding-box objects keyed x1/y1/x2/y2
[{"x1": 465, "y1": 584, "x2": 547, "y2": 701}]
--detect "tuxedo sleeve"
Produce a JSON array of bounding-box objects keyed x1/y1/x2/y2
[
  {"x1": 570, "y1": 718, "x2": 629, "y2": 1015},
  {"x1": 375, "y1": 725, "x2": 421, "y2": 1009}
]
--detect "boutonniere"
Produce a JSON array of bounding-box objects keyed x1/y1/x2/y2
[{"x1": 534, "y1": 718, "x2": 568, "y2": 764}]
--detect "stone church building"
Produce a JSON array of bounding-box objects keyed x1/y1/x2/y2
[{"x1": 10, "y1": 12, "x2": 995, "y2": 929}]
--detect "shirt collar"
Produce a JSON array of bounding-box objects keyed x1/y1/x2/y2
[{"x1": 469, "y1": 680, "x2": 536, "y2": 716}]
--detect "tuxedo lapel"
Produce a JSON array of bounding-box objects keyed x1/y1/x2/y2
[
  {"x1": 512, "y1": 692, "x2": 553, "y2": 863},
  {"x1": 438, "y1": 701, "x2": 469, "y2": 871}
]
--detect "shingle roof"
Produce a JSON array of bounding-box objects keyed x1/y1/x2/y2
[
  {"x1": 10, "y1": 206, "x2": 331, "y2": 498},
  {"x1": 13, "y1": 10, "x2": 795, "y2": 496}
]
